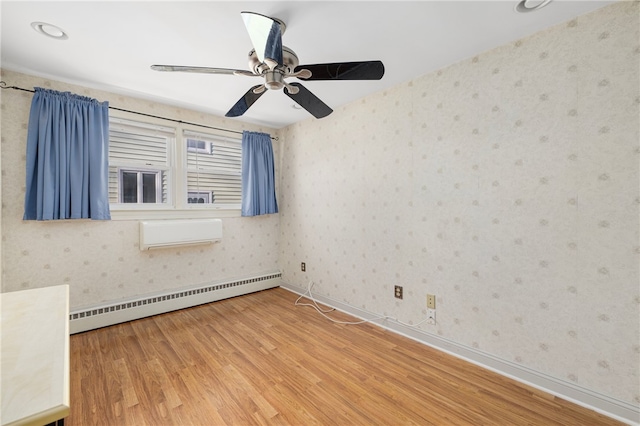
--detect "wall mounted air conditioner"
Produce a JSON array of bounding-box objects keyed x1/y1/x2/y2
[{"x1": 139, "y1": 219, "x2": 222, "y2": 250}]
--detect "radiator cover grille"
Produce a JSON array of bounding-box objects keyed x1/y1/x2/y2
[{"x1": 69, "y1": 272, "x2": 281, "y2": 332}]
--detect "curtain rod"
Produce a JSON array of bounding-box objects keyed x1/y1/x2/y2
[{"x1": 0, "y1": 81, "x2": 278, "y2": 141}]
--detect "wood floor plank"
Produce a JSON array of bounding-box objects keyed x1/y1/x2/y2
[
  {"x1": 112, "y1": 358, "x2": 140, "y2": 408},
  {"x1": 67, "y1": 288, "x2": 624, "y2": 426}
]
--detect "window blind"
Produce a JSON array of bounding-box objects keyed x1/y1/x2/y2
[
  {"x1": 108, "y1": 119, "x2": 174, "y2": 204},
  {"x1": 184, "y1": 131, "x2": 242, "y2": 206}
]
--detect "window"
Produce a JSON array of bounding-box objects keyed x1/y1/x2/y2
[
  {"x1": 107, "y1": 117, "x2": 242, "y2": 218},
  {"x1": 108, "y1": 118, "x2": 172, "y2": 207},
  {"x1": 184, "y1": 130, "x2": 242, "y2": 208},
  {"x1": 120, "y1": 170, "x2": 161, "y2": 203},
  {"x1": 187, "y1": 140, "x2": 212, "y2": 154},
  {"x1": 187, "y1": 191, "x2": 212, "y2": 204}
]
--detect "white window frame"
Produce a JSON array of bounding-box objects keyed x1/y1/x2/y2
[{"x1": 107, "y1": 113, "x2": 243, "y2": 220}]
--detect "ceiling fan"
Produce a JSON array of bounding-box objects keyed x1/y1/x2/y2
[{"x1": 151, "y1": 11, "x2": 385, "y2": 119}]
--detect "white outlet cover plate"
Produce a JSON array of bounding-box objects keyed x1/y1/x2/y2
[{"x1": 426, "y1": 308, "x2": 436, "y2": 325}]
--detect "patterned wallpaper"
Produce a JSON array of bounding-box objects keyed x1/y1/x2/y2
[
  {"x1": 0, "y1": 69, "x2": 280, "y2": 309},
  {"x1": 278, "y1": 2, "x2": 639, "y2": 406},
  {"x1": 1, "y1": 0, "x2": 638, "y2": 410}
]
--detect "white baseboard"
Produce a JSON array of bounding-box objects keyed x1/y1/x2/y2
[
  {"x1": 279, "y1": 281, "x2": 640, "y2": 425},
  {"x1": 69, "y1": 272, "x2": 281, "y2": 334}
]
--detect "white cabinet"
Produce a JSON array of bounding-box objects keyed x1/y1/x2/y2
[{"x1": 1, "y1": 285, "x2": 70, "y2": 426}]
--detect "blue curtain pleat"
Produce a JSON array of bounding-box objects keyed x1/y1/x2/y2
[
  {"x1": 241, "y1": 131, "x2": 278, "y2": 217},
  {"x1": 24, "y1": 88, "x2": 111, "y2": 220}
]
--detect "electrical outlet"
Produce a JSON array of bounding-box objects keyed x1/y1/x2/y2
[
  {"x1": 394, "y1": 285, "x2": 403, "y2": 299},
  {"x1": 426, "y1": 308, "x2": 436, "y2": 325},
  {"x1": 427, "y1": 294, "x2": 436, "y2": 309},
  {"x1": 301, "y1": 262, "x2": 306, "y2": 272}
]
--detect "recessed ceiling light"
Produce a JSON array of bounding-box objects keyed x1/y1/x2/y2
[
  {"x1": 515, "y1": 0, "x2": 553, "y2": 13},
  {"x1": 31, "y1": 22, "x2": 68, "y2": 40},
  {"x1": 291, "y1": 104, "x2": 303, "y2": 110}
]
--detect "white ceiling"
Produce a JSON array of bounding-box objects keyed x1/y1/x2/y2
[{"x1": 1, "y1": 1, "x2": 612, "y2": 129}]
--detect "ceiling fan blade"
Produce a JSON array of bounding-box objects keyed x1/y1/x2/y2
[
  {"x1": 295, "y1": 61, "x2": 385, "y2": 81},
  {"x1": 284, "y1": 83, "x2": 333, "y2": 119},
  {"x1": 225, "y1": 85, "x2": 266, "y2": 117},
  {"x1": 241, "y1": 11, "x2": 283, "y2": 68},
  {"x1": 151, "y1": 65, "x2": 255, "y2": 77}
]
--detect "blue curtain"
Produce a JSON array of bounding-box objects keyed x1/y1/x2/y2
[
  {"x1": 241, "y1": 131, "x2": 278, "y2": 216},
  {"x1": 24, "y1": 88, "x2": 111, "y2": 220}
]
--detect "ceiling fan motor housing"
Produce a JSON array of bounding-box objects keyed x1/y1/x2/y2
[{"x1": 248, "y1": 46, "x2": 300, "y2": 75}]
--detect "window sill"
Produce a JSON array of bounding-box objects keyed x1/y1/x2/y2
[{"x1": 109, "y1": 208, "x2": 241, "y2": 220}]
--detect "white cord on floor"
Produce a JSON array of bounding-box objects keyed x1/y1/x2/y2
[
  {"x1": 294, "y1": 281, "x2": 434, "y2": 327},
  {"x1": 294, "y1": 281, "x2": 383, "y2": 324}
]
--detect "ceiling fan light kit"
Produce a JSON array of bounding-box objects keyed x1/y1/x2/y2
[{"x1": 151, "y1": 11, "x2": 385, "y2": 120}]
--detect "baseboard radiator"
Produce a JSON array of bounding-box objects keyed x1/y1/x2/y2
[{"x1": 69, "y1": 272, "x2": 281, "y2": 334}]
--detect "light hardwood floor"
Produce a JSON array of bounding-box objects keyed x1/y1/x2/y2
[{"x1": 69, "y1": 287, "x2": 622, "y2": 425}]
